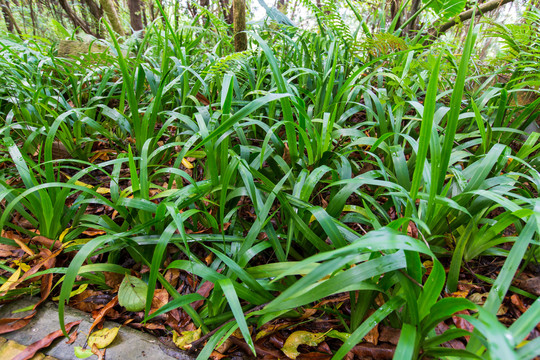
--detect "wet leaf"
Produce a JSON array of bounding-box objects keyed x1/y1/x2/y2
[
  {"x1": 118, "y1": 275, "x2": 147, "y2": 312},
  {"x1": 172, "y1": 327, "x2": 202, "y2": 349},
  {"x1": 12, "y1": 320, "x2": 80, "y2": 360},
  {"x1": 74, "y1": 346, "x2": 94, "y2": 358},
  {"x1": 87, "y1": 327, "x2": 120, "y2": 349},
  {"x1": 282, "y1": 331, "x2": 325, "y2": 359}
]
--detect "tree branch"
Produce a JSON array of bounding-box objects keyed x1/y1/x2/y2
[{"x1": 433, "y1": 0, "x2": 515, "y2": 35}]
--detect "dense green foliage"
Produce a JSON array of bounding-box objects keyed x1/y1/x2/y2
[{"x1": 0, "y1": 3, "x2": 539, "y2": 359}]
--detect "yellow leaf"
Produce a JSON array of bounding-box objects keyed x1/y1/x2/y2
[
  {"x1": 11, "y1": 237, "x2": 35, "y2": 257},
  {"x1": 59, "y1": 227, "x2": 72, "y2": 242},
  {"x1": 12, "y1": 261, "x2": 30, "y2": 272},
  {"x1": 172, "y1": 328, "x2": 202, "y2": 349},
  {"x1": 181, "y1": 158, "x2": 194, "y2": 169},
  {"x1": 282, "y1": 331, "x2": 325, "y2": 359},
  {"x1": 53, "y1": 283, "x2": 88, "y2": 301},
  {"x1": 87, "y1": 327, "x2": 120, "y2": 349},
  {"x1": 0, "y1": 267, "x2": 22, "y2": 293},
  {"x1": 61, "y1": 172, "x2": 110, "y2": 194}
]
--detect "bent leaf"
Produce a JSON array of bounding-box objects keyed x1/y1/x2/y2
[
  {"x1": 282, "y1": 331, "x2": 325, "y2": 359},
  {"x1": 74, "y1": 346, "x2": 94, "y2": 359}
]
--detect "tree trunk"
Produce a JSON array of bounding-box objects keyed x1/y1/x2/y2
[
  {"x1": 58, "y1": 0, "x2": 96, "y2": 35},
  {"x1": 405, "y1": 0, "x2": 421, "y2": 34},
  {"x1": 220, "y1": 0, "x2": 233, "y2": 24},
  {"x1": 99, "y1": 0, "x2": 125, "y2": 36},
  {"x1": 233, "y1": 0, "x2": 247, "y2": 51},
  {"x1": 128, "y1": 0, "x2": 143, "y2": 31},
  {"x1": 1, "y1": 0, "x2": 22, "y2": 34},
  {"x1": 81, "y1": 0, "x2": 104, "y2": 37},
  {"x1": 28, "y1": 0, "x2": 37, "y2": 35}
]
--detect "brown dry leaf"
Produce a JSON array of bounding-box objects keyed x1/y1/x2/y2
[
  {"x1": 82, "y1": 229, "x2": 107, "y2": 236},
  {"x1": 407, "y1": 221, "x2": 418, "y2": 238},
  {"x1": 314, "y1": 294, "x2": 349, "y2": 308},
  {"x1": 255, "y1": 322, "x2": 293, "y2": 340},
  {"x1": 11, "y1": 320, "x2": 80, "y2": 360},
  {"x1": 71, "y1": 290, "x2": 106, "y2": 313},
  {"x1": 350, "y1": 343, "x2": 395, "y2": 359},
  {"x1": 516, "y1": 276, "x2": 540, "y2": 296},
  {"x1": 364, "y1": 324, "x2": 379, "y2": 345},
  {"x1": 451, "y1": 310, "x2": 474, "y2": 341},
  {"x1": 296, "y1": 353, "x2": 332, "y2": 360},
  {"x1": 510, "y1": 294, "x2": 528, "y2": 313},
  {"x1": 32, "y1": 236, "x2": 61, "y2": 250},
  {"x1": 104, "y1": 272, "x2": 123, "y2": 291},
  {"x1": 210, "y1": 350, "x2": 228, "y2": 360},
  {"x1": 0, "y1": 312, "x2": 37, "y2": 334},
  {"x1": 164, "y1": 269, "x2": 180, "y2": 288},
  {"x1": 435, "y1": 322, "x2": 466, "y2": 349},
  {"x1": 191, "y1": 280, "x2": 215, "y2": 310},
  {"x1": 379, "y1": 326, "x2": 400, "y2": 345},
  {"x1": 89, "y1": 296, "x2": 118, "y2": 334},
  {"x1": 66, "y1": 330, "x2": 78, "y2": 344},
  {"x1": 450, "y1": 290, "x2": 469, "y2": 298},
  {"x1": 150, "y1": 289, "x2": 169, "y2": 315},
  {"x1": 91, "y1": 344, "x2": 106, "y2": 360}
]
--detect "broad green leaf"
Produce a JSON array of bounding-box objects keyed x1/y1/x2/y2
[{"x1": 118, "y1": 275, "x2": 148, "y2": 312}]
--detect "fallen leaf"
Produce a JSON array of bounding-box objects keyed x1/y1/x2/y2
[
  {"x1": 364, "y1": 324, "x2": 379, "y2": 345},
  {"x1": 118, "y1": 275, "x2": 147, "y2": 312},
  {"x1": 350, "y1": 343, "x2": 395, "y2": 359},
  {"x1": 510, "y1": 294, "x2": 528, "y2": 313},
  {"x1": 255, "y1": 322, "x2": 293, "y2": 340},
  {"x1": 66, "y1": 330, "x2": 78, "y2": 344},
  {"x1": 74, "y1": 346, "x2": 93, "y2": 358},
  {"x1": 89, "y1": 296, "x2": 118, "y2": 334},
  {"x1": 91, "y1": 343, "x2": 106, "y2": 360},
  {"x1": 173, "y1": 328, "x2": 202, "y2": 350},
  {"x1": 0, "y1": 311, "x2": 36, "y2": 334},
  {"x1": 452, "y1": 310, "x2": 474, "y2": 341},
  {"x1": 0, "y1": 267, "x2": 22, "y2": 293},
  {"x1": 191, "y1": 280, "x2": 215, "y2": 310},
  {"x1": 379, "y1": 326, "x2": 400, "y2": 345},
  {"x1": 150, "y1": 289, "x2": 169, "y2": 315},
  {"x1": 282, "y1": 331, "x2": 325, "y2": 359},
  {"x1": 11, "y1": 320, "x2": 80, "y2": 360},
  {"x1": 87, "y1": 327, "x2": 120, "y2": 349},
  {"x1": 516, "y1": 276, "x2": 540, "y2": 296}
]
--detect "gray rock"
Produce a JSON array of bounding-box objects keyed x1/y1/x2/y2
[{"x1": 0, "y1": 298, "x2": 194, "y2": 360}]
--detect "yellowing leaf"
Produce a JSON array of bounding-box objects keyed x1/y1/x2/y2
[
  {"x1": 12, "y1": 237, "x2": 35, "y2": 256},
  {"x1": 172, "y1": 328, "x2": 202, "y2": 350},
  {"x1": 12, "y1": 261, "x2": 30, "y2": 272},
  {"x1": 87, "y1": 327, "x2": 120, "y2": 349},
  {"x1": 0, "y1": 267, "x2": 22, "y2": 293},
  {"x1": 282, "y1": 331, "x2": 325, "y2": 359},
  {"x1": 53, "y1": 283, "x2": 88, "y2": 301},
  {"x1": 59, "y1": 227, "x2": 72, "y2": 242},
  {"x1": 61, "y1": 172, "x2": 110, "y2": 194},
  {"x1": 181, "y1": 158, "x2": 194, "y2": 169}
]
